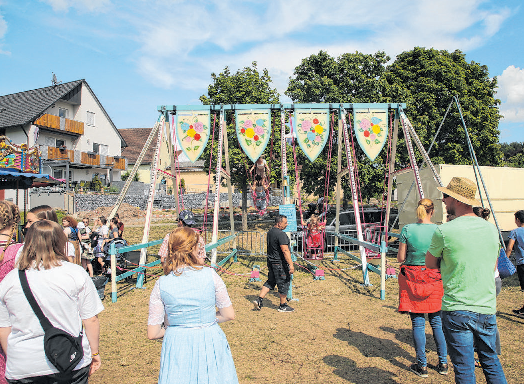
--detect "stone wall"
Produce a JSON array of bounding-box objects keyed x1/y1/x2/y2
[{"x1": 74, "y1": 192, "x2": 283, "y2": 212}]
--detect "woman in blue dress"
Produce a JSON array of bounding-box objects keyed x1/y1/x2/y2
[{"x1": 148, "y1": 226, "x2": 238, "y2": 384}]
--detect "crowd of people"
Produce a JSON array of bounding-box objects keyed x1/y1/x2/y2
[{"x1": 0, "y1": 174, "x2": 521, "y2": 383}]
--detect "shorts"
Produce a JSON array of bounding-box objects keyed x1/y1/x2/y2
[
  {"x1": 263, "y1": 261, "x2": 290, "y2": 294},
  {"x1": 81, "y1": 242, "x2": 94, "y2": 260}
]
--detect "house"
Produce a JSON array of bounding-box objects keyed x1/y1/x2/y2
[
  {"x1": 119, "y1": 127, "x2": 209, "y2": 193},
  {"x1": 0, "y1": 79, "x2": 127, "y2": 192}
]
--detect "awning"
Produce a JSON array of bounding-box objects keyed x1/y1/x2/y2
[{"x1": 0, "y1": 170, "x2": 64, "y2": 189}]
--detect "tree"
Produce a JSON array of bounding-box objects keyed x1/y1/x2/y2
[
  {"x1": 200, "y1": 62, "x2": 280, "y2": 229},
  {"x1": 384, "y1": 47, "x2": 503, "y2": 170},
  {"x1": 121, "y1": 171, "x2": 139, "y2": 182},
  {"x1": 285, "y1": 51, "x2": 390, "y2": 200},
  {"x1": 501, "y1": 142, "x2": 524, "y2": 167}
]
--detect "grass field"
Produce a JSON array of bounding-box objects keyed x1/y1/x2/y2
[{"x1": 91, "y1": 223, "x2": 524, "y2": 384}]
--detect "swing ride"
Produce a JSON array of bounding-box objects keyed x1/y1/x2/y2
[{"x1": 107, "y1": 99, "x2": 498, "y2": 302}]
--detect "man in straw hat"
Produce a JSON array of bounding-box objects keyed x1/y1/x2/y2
[{"x1": 426, "y1": 177, "x2": 507, "y2": 383}]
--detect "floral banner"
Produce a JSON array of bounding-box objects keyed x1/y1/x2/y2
[
  {"x1": 353, "y1": 108, "x2": 388, "y2": 161},
  {"x1": 175, "y1": 110, "x2": 211, "y2": 163},
  {"x1": 235, "y1": 110, "x2": 271, "y2": 163},
  {"x1": 294, "y1": 109, "x2": 329, "y2": 162}
]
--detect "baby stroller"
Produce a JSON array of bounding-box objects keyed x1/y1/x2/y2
[{"x1": 93, "y1": 237, "x2": 129, "y2": 278}]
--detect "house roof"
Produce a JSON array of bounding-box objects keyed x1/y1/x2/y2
[
  {"x1": 0, "y1": 80, "x2": 82, "y2": 129},
  {"x1": 119, "y1": 128, "x2": 156, "y2": 164},
  {"x1": 0, "y1": 79, "x2": 126, "y2": 147}
]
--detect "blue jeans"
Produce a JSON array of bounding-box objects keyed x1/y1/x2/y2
[
  {"x1": 410, "y1": 311, "x2": 447, "y2": 367},
  {"x1": 442, "y1": 310, "x2": 507, "y2": 384}
]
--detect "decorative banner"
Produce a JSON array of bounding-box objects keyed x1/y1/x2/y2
[
  {"x1": 175, "y1": 110, "x2": 211, "y2": 163},
  {"x1": 235, "y1": 110, "x2": 271, "y2": 163},
  {"x1": 294, "y1": 109, "x2": 329, "y2": 162},
  {"x1": 353, "y1": 108, "x2": 388, "y2": 161}
]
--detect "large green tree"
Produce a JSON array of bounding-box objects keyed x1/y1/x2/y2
[
  {"x1": 500, "y1": 142, "x2": 524, "y2": 167},
  {"x1": 384, "y1": 47, "x2": 503, "y2": 170},
  {"x1": 285, "y1": 48, "x2": 503, "y2": 202},
  {"x1": 200, "y1": 62, "x2": 280, "y2": 229},
  {"x1": 285, "y1": 50, "x2": 391, "y2": 200}
]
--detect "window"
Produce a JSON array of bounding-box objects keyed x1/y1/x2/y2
[
  {"x1": 86, "y1": 111, "x2": 95, "y2": 126},
  {"x1": 58, "y1": 108, "x2": 68, "y2": 118},
  {"x1": 93, "y1": 143, "x2": 108, "y2": 155},
  {"x1": 53, "y1": 169, "x2": 63, "y2": 179},
  {"x1": 56, "y1": 139, "x2": 65, "y2": 148}
]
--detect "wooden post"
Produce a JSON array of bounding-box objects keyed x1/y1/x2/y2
[
  {"x1": 381, "y1": 108, "x2": 399, "y2": 300},
  {"x1": 222, "y1": 120, "x2": 236, "y2": 251},
  {"x1": 136, "y1": 118, "x2": 164, "y2": 288},
  {"x1": 210, "y1": 108, "x2": 225, "y2": 265},
  {"x1": 334, "y1": 111, "x2": 343, "y2": 258}
]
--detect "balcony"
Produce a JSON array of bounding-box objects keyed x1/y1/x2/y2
[
  {"x1": 34, "y1": 114, "x2": 84, "y2": 135},
  {"x1": 41, "y1": 146, "x2": 127, "y2": 170}
]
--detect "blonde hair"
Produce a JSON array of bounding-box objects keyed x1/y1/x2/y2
[
  {"x1": 416, "y1": 198, "x2": 434, "y2": 220},
  {"x1": 18, "y1": 220, "x2": 69, "y2": 270},
  {"x1": 0, "y1": 200, "x2": 20, "y2": 262},
  {"x1": 163, "y1": 227, "x2": 201, "y2": 276}
]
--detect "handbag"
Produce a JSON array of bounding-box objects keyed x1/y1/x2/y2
[
  {"x1": 18, "y1": 270, "x2": 84, "y2": 373},
  {"x1": 498, "y1": 249, "x2": 516, "y2": 279}
]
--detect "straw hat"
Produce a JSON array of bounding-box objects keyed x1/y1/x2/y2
[{"x1": 437, "y1": 177, "x2": 481, "y2": 206}]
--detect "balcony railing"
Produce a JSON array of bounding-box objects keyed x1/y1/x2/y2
[
  {"x1": 34, "y1": 114, "x2": 84, "y2": 135},
  {"x1": 42, "y1": 146, "x2": 125, "y2": 170}
]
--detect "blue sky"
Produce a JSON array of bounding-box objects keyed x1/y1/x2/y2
[{"x1": 0, "y1": 0, "x2": 523, "y2": 143}]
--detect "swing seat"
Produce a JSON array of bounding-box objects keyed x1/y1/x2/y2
[
  {"x1": 363, "y1": 224, "x2": 385, "y2": 259},
  {"x1": 304, "y1": 229, "x2": 324, "y2": 260}
]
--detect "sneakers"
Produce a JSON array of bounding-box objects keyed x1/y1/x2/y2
[
  {"x1": 512, "y1": 305, "x2": 524, "y2": 315},
  {"x1": 437, "y1": 363, "x2": 449, "y2": 375},
  {"x1": 277, "y1": 303, "x2": 295, "y2": 312},
  {"x1": 410, "y1": 364, "x2": 428, "y2": 378},
  {"x1": 253, "y1": 297, "x2": 263, "y2": 311}
]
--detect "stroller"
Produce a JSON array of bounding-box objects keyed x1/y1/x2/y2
[{"x1": 93, "y1": 237, "x2": 129, "y2": 278}]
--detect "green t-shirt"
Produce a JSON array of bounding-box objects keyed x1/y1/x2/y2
[
  {"x1": 427, "y1": 216, "x2": 499, "y2": 314},
  {"x1": 400, "y1": 223, "x2": 437, "y2": 266}
]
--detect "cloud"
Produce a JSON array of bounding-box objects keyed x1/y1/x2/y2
[
  {"x1": 497, "y1": 65, "x2": 524, "y2": 123},
  {"x1": 41, "y1": 0, "x2": 111, "y2": 13},
  {"x1": 0, "y1": 8, "x2": 9, "y2": 55},
  {"x1": 126, "y1": 0, "x2": 513, "y2": 92}
]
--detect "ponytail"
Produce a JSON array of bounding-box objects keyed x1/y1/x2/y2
[{"x1": 416, "y1": 199, "x2": 434, "y2": 220}]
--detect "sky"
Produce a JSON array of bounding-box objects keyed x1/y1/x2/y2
[{"x1": 0, "y1": 0, "x2": 523, "y2": 143}]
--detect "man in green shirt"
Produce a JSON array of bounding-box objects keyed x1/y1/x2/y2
[{"x1": 426, "y1": 177, "x2": 506, "y2": 384}]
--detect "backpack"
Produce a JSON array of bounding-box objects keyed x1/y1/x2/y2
[
  {"x1": 69, "y1": 227, "x2": 79, "y2": 241},
  {"x1": 89, "y1": 232, "x2": 100, "y2": 248}
]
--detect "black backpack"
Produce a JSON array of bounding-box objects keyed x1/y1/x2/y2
[
  {"x1": 89, "y1": 232, "x2": 100, "y2": 248},
  {"x1": 19, "y1": 270, "x2": 84, "y2": 373}
]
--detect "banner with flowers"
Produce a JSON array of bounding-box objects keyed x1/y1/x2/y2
[
  {"x1": 294, "y1": 109, "x2": 329, "y2": 162},
  {"x1": 235, "y1": 110, "x2": 271, "y2": 163},
  {"x1": 353, "y1": 108, "x2": 388, "y2": 161},
  {"x1": 175, "y1": 110, "x2": 211, "y2": 163}
]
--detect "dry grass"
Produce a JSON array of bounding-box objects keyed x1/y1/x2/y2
[{"x1": 91, "y1": 223, "x2": 524, "y2": 384}]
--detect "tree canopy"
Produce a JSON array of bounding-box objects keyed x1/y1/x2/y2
[
  {"x1": 199, "y1": 62, "x2": 280, "y2": 227},
  {"x1": 284, "y1": 48, "x2": 503, "y2": 200}
]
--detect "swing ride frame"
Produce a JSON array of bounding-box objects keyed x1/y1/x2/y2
[{"x1": 110, "y1": 102, "x2": 466, "y2": 303}]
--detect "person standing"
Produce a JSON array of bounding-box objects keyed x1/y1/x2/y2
[
  {"x1": 397, "y1": 199, "x2": 447, "y2": 377},
  {"x1": 426, "y1": 177, "x2": 507, "y2": 384},
  {"x1": 505, "y1": 210, "x2": 524, "y2": 315},
  {"x1": 148, "y1": 227, "x2": 238, "y2": 384},
  {"x1": 0, "y1": 220, "x2": 103, "y2": 383},
  {"x1": 253, "y1": 215, "x2": 295, "y2": 312}
]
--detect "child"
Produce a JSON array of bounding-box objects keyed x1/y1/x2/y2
[
  {"x1": 78, "y1": 217, "x2": 94, "y2": 277},
  {"x1": 305, "y1": 215, "x2": 325, "y2": 259},
  {"x1": 506, "y1": 210, "x2": 524, "y2": 315},
  {"x1": 252, "y1": 175, "x2": 269, "y2": 214}
]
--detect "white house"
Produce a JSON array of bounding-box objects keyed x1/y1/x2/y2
[{"x1": 0, "y1": 79, "x2": 127, "y2": 190}]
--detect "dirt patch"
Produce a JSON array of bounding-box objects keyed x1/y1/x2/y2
[{"x1": 90, "y1": 222, "x2": 523, "y2": 384}]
